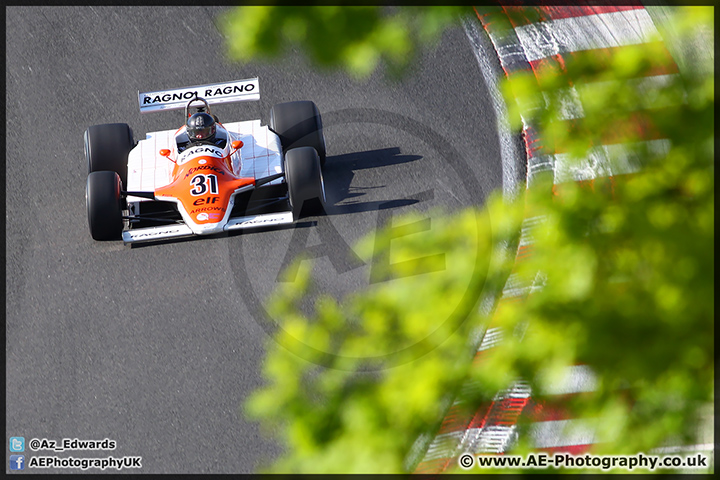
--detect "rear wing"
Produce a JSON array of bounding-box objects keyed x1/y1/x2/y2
[{"x1": 138, "y1": 78, "x2": 259, "y2": 114}]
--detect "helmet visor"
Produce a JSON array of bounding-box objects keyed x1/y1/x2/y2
[{"x1": 189, "y1": 125, "x2": 215, "y2": 140}]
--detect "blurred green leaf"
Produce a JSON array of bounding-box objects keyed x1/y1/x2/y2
[
  {"x1": 221, "y1": 6, "x2": 468, "y2": 79},
  {"x1": 231, "y1": 6, "x2": 714, "y2": 474}
]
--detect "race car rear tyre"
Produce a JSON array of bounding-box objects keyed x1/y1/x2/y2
[
  {"x1": 285, "y1": 147, "x2": 326, "y2": 219},
  {"x1": 85, "y1": 123, "x2": 134, "y2": 187},
  {"x1": 270, "y1": 101, "x2": 327, "y2": 167},
  {"x1": 87, "y1": 171, "x2": 124, "y2": 241}
]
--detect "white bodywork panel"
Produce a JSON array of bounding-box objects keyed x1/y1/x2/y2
[{"x1": 126, "y1": 120, "x2": 283, "y2": 202}]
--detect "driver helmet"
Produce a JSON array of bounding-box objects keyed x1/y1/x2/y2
[{"x1": 186, "y1": 112, "x2": 216, "y2": 142}]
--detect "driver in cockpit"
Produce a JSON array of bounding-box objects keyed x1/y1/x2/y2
[{"x1": 177, "y1": 112, "x2": 227, "y2": 153}]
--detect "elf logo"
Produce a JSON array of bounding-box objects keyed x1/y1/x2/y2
[{"x1": 193, "y1": 196, "x2": 220, "y2": 206}]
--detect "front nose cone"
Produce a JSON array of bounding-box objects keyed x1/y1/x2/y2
[{"x1": 189, "y1": 221, "x2": 225, "y2": 236}]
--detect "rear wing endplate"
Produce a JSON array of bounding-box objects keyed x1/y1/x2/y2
[{"x1": 138, "y1": 78, "x2": 259, "y2": 114}]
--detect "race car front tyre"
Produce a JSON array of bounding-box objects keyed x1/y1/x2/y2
[
  {"x1": 87, "y1": 171, "x2": 124, "y2": 241},
  {"x1": 269, "y1": 101, "x2": 327, "y2": 166},
  {"x1": 85, "y1": 123, "x2": 134, "y2": 187},
  {"x1": 285, "y1": 147, "x2": 326, "y2": 219}
]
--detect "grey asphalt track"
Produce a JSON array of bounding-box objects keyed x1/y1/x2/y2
[{"x1": 6, "y1": 6, "x2": 512, "y2": 473}]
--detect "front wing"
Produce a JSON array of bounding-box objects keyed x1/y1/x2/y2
[{"x1": 122, "y1": 211, "x2": 294, "y2": 244}]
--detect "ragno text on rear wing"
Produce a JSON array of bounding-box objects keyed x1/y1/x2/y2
[{"x1": 138, "y1": 78, "x2": 260, "y2": 114}]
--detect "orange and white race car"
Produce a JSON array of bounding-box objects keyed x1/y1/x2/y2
[{"x1": 85, "y1": 78, "x2": 326, "y2": 244}]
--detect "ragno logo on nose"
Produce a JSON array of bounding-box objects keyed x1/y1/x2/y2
[{"x1": 230, "y1": 108, "x2": 492, "y2": 370}]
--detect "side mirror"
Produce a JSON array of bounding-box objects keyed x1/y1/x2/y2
[
  {"x1": 231, "y1": 140, "x2": 244, "y2": 151},
  {"x1": 159, "y1": 149, "x2": 176, "y2": 164}
]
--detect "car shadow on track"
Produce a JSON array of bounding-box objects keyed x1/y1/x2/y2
[{"x1": 321, "y1": 147, "x2": 423, "y2": 216}]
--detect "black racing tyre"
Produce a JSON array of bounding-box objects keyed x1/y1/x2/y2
[
  {"x1": 285, "y1": 147, "x2": 326, "y2": 219},
  {"x1": 270, "y1": 101, "x2": 326, "y2": 166},
  {"x1": 86, "y1": 171, "x2": 124, "y2": 241},
  {"x1": 85, "y1": 123, "x2": 134, "y2": 187}
]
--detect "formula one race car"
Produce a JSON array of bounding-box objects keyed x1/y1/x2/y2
[{"x1": 85, "y1": 78, "x2": 327, "y2": 244}]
